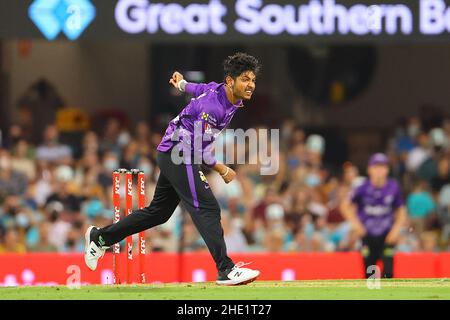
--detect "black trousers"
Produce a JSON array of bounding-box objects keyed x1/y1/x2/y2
[
  {"x1": 362, "y1": 234, "x2": 394, "y2": 278},
  {"x1": 99, "y1": 151, "x2": 234, "y2": 272}
]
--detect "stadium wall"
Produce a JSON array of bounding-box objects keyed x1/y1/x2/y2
[
  {"x1": 2, "y1": 43, "x2": 450, "y2": 130},
  {"x1": 1, "y1": 40, "x2": 149, "y2": 127}
]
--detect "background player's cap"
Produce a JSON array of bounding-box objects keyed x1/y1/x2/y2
[{"x1": 368, "y1": 153, "x2": 389, "y2": 166}]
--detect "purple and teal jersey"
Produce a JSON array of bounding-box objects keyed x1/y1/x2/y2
[
  {"x1": 157, "y1": 82, "x2": 242, "y2": 167},
  {"x1": 351, "y1": 178, "x2": 404, "y2": 236}
]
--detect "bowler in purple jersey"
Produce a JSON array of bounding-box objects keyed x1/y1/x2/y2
[
  {"x1": 83, "y1": 53, "x2": 262, "y2": 286},
  {"x1": 341, "y1": 153, "x2": 407, "y2": 278}
]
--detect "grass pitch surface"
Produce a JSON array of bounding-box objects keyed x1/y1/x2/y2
[{"x1": 0, "y1": 279, "x2": 449, "y2": 300}]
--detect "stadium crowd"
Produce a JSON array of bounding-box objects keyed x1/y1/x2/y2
[{"x1": 0, "y1": 110, "x2": 449, "y2": 255}]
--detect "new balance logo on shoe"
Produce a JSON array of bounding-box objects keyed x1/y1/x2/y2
[
  {"x1": 85, "y1": 225, "x2": 106, "y2": 271},
  {"x1": 216, "y1": 262, "x2": 259, "y2": 286}
]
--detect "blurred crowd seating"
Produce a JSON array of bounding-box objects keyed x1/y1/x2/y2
[{"x1": 0, "y1": 111, "x2": 449, "y2": 254}]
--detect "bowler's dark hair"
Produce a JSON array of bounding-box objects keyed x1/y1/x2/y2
[{"x1": 223, "y1": 52, "x2": 261, "y2": 80}]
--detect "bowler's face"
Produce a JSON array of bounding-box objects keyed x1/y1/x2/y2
[{"x1": 234, "y1": 71, "x2": 256, "y2": 100}]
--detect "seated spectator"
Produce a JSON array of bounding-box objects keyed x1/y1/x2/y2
[
  {"x1": 11, "y1": 139, "x2": 36, "y2": 181},
  {"x1": 263, "y1": 229, "x2": 285, "y2": 252},
  {"x1": 406, "y1": 132, "x2": 431, "y2": 173},
  {"x1": 437, "y1": 185, "x2": 450, "y2": 246},
  {"x1": 341, "y1": 162, "x2": 365, "y2": 189},
  {"x1": 63, "y1": 221, "x2": 85, "y2": 253},
  {"x1": 30, "y1": 222, "x2": 58, "y2": 252},
  {"x1": 431, "y1": 156, "x2": 450, "y2": 194},
  {"x1": 250, "y1": 187, "x2": 279, "y2": 229},
  {"x1": 0, "y1": 149, "x2": 28, "y2": 197},
  {"x1": 419, "y1": 231, "x2": 439, "y2": 252},
  {"x1": 396, "y1": 225, "x2": 420, "y2": 252},
  {"x1": 0, "y1": 196, "x2": 24, "y2": 231},
  {"x1": 82, "y1": 131, "x2": 99, "y2": 155},
  {"x1": 407, "y1": 180, "x2": 436, "y2": 235},
  {"x1": 99, "y1": 118, "x2": 122, "y2": 156},
  {"x1": 74, "y1": 151, "x2": 104, "y2": 203},
  {"x1": 0, "y1": 228, "x2": 26, "y2": 254},
  {"x1": 2, "y1": 124, "x2": 24, "y2": 150},
  {"x1": 45, "y1": 165, "x2": 82, "y2": 215},
  {"x1": 134, "y1": 121, "x2": 153, "y2": 156},
  {"x1": 98, "y1": 151, "x2": 119, "y2": 192},
  {"x1": 36, "y1": 125, "x2": 72, "y2": 166},
  {"x1": 46, "y1": 201, "x2": 72, "y2": 252},
  {"x1": 223, "y1": 212, "x2": 248, "y2": 253}
]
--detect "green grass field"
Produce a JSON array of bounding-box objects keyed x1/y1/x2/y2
[{"x1": 0, "y1": 279, "x2": 449, "y2": 300}]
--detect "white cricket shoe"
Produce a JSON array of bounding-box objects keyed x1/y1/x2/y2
[
  {"x1": 216, "y1": 262, "x2": 260, "y2": 286},
  {"x1": 84, "y1": 226, "x2": 107, "y2": 271}
]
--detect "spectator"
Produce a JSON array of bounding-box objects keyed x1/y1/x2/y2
[
  {"x1": 0, "y1": 149, "x2": 28, "y2": 197},
  {"x1": 223, "y1": 212, "x2": 248, "y2": 253},
  {"x1": 63, "y1": 221, "x2": 85, "y2": 252},
  {"x1": 134, "y1": 121, "x2": 153, "y2": 156},
  {"x1": 11, "y1": 139, "x2": 36, "y2": 181},
  {"x1": 406, "y1": 180, "x2": 436, "y2": 235},
  {"x1": 0, "y1": 228, "x2": 26, "y2": 254},
  {"x1": 437, "y1": 185, "x2": 450, "y2": 246},
  {"x1": 82, "y1": 131, "x2": 99, "y2": 155},
  {"x1": 396, "y1": 228, "x2": 420, "y2": 252},
  {"x1": 264, "y1": 229, "x2": 285, "y2": 252},
  {"x1": 3, "y1": 124, "x2": 25, "y2": 150},
  {"x1": 431, "y1": 156, "x2": 450, "y2": 194},
  {"x1": 99, "y1": 118, "x2": 122, "y2": 156},
  {"x1": 98, "y1": 151, "x2": 119, "y2": 192},
  {"x1": 327, "y1": 186, "x2": 352, "y2": 250},
  {"x1": 120, "y1": 139, "x2": 139, "y2": 169},
  {"x1": 31, "y1": 222, "x2": 58, "y2": 252},
  {"x1": 419, "y1": 231, "x2": 439, "y2": 252},
  {"x1": 46, "y1": 201, "x2": 72, "y2": 252},
  {"x1": 341, "y1": 162, "x2": 365, "y2": 189},
  {"x1": 406, "y1": 132, "x2": 431, "y2": 173},
  {"x1": 36, "y1": 125, "x2": 72, "y2": 166},
  {"x1": 45, "y1": 165, "x2": 82, "y2": 215}
]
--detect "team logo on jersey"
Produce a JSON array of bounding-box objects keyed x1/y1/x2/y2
[
  {"x1": 204, "y1": 123, "x2": 213, "y2": 134},
  {"x1": 384, "y1": 195, "x2": 393, "y2": 205},
  {"x1": 201, "y1": 112, "x2": 209, "y2": 121},
  {"x1": 199, "y1": 170, "x2": 210, "y2": 189}
]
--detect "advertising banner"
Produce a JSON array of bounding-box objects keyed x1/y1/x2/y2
[
  {"x1": 0, "y1": 252, "x2": 449, "y2": 286},
  {"x1": 2, "y1": 0, "x2": 450, "y2": 42}
]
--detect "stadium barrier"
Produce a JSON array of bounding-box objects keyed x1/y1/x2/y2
[{"x1": 0, "y1": 252, "x2": 449, "y2": 286}]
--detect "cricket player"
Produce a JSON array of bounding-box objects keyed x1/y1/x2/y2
[
  {"x1": 341, "y1": 153, "x2": 407, "y2": 278},
  {"x1": 84, "y1": 52, "x2": 261, "y2": 285}
]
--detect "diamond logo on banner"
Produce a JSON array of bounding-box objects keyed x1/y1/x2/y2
[{"x1": 29, "y1": 0, "x2": 96, "y2": 41}]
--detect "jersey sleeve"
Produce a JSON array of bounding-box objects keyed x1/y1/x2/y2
[{"x1": 185, "y1": 82, "x2": 218, "y2": 98}]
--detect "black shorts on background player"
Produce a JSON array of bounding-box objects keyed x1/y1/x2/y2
[{"x1": 361, "y1": 234, "x2": 394, "y2": 279}]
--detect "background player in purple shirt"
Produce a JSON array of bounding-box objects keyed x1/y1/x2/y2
[
  {"x1": 341, "y1": 153, "x2": 407, "y2": 278},
  {"x1": 84, "y1": 53, "x2": 262, "y2": 286}
]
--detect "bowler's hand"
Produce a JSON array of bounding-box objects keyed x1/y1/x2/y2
[
  {"x1": 221, "y1": 167, "x2": 236, "y2": 184},
  {"x1": 169, "y1": 71, "x2": 184, "y2": 89}
]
